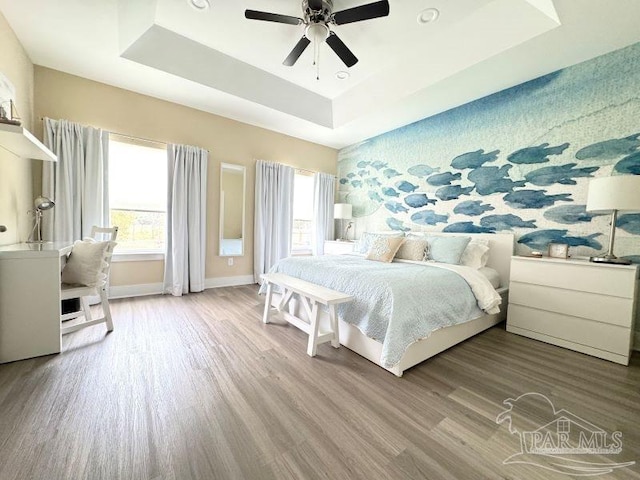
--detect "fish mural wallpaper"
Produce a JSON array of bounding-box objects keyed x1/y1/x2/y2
[{"x1": 337, "y1": 41, "x2": 640, "y2": 260}]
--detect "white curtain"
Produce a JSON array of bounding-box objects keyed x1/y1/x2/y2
[
  {"x1": 163, "y1": 144, "x2": 208, "y2": 297},
  {"x1": 312, "y1": 172, "x2": 335, "y2": 256},
  {"x1": 42, "y1": 118, "x2": 109, "y2": 241},
  {"x1": 254, "y1": 160, "x2": 294, "y2": 283}
]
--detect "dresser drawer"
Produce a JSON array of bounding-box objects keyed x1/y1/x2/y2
[
  {"x1": 509, "y1": 282, "x2": 634, "y2": 328},
  {"x1": 510, "y1": 259, "x2": 637, "y2": 299},
  {"x1": 507, "y1": 304, "x2": 632, "y2": 355}
]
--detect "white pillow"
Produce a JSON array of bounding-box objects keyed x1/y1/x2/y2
[
  {"x1": 460, "y1": 238, "x2": 490, "y2": 269},
  {"x1": 354, "y1": 231, "x2": 404, "y2": 254},
  {"x1": 61, "y1": 239, "x2": 114, "y2": 287}
]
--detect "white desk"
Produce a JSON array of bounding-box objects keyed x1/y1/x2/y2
[{"x1": 0, "y1": 242, "x2": 72, "y2": 363}]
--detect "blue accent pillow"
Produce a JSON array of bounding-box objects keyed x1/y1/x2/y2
[{"x1": 425, "y1": 236, "x2": 471, "y2": 265}]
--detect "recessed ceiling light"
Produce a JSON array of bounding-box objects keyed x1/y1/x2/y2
[
  {"x1": 336, "y1": 71, "x2": 350, "y2": 80},
  {"x1": 189, "y1": 0, "x2": 210, "y2": 11},
  {"x1": 417, "y1": 8, "x2": 439, "y2": 25}
]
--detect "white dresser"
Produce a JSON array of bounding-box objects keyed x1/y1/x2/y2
[
  {"x1": 324, "y1": 240, "x2": 355, "y2": 255},
  {"x1": 507, "y1": 256, "x2": 639, "y2": 365}
]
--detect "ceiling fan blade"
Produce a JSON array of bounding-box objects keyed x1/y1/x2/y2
[
  {"x1": 308, "y1": 0, "x2": 323, "y2": 11},
  {"x1": 326, "y1": 32, "x2": 358, "y2": 67},
  {"x1": 283, "y1": 36, "x2": 311, "y2": 66},
  {"x1": 245, "y1": 10, "x2": 303, "y2": 25},
  {"x1": 333, "y1": 0, "x2": 390, "y2": 25}
]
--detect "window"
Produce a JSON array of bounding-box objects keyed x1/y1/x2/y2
[
  {"x1": 557, "y1": 419, "x2": 570, "y2": 434},
  {"x1": 109, "y1": 137, "x2": 167, "y2": 253},
  {"x1": 291, "y1": 172, "x2": 314, "y2": 254}
]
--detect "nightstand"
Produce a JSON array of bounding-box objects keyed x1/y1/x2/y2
[
  {"x1": 324, "y1": 240, "x2": 355, "y2": 255},
  {"x1": 507, "y1": 256, "x2": 639, "y2": 365}
]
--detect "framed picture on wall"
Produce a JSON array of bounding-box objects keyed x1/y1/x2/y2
[{"x1": 548, "y1": 243, "x2": 569, "y2": 259}]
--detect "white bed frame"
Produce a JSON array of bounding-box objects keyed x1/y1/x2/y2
[{"x1": 272, "y1": 233, "x2": 515, "y2": 377}]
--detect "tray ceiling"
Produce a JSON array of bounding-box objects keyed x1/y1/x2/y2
[{"x1": 2, "y1": 0, "x2": 640, "y2": 148}]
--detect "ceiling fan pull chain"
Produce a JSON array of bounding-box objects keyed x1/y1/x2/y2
[{"x1": 316, "y1": 40, "x2": 321, "y2": 80}]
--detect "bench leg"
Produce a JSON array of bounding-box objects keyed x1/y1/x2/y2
[
  {"x1": 262, "y1": 283, "x2": 273, "y2": 324},
  {"x1": 306, "y1": 302, "x2": 320, "y2": 357},
  {"x1": 329, "y1": 304, "x2": 340, "y2": 349}
]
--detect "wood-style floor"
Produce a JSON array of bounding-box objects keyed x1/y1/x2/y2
[{"x1": 0, "y1": 285, "x2": 638, "y2": 480}]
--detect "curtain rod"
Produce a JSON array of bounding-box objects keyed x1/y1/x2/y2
[
  {"x1": 295, "y1": 167, "x2": 336, "y2": 178},
  {"x1": 40, "y1": 117, "x2": 209, "y2": 152},
  {"x1": 109, "y1": 131, "x2": 167, "y2": 148}
]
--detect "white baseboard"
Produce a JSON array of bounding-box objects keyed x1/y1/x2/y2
[
  {"x1": 204, "y1": 275, "x2": 256, "y2": 289},
  {"x1": 109, "y1": 275, "x2": 256, "y2": 299},
  {"x1": 109, "y1": 282, "x2": 164, "y2": 299}
]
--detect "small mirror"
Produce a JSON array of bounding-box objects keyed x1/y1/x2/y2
[{"x1": 219, "y1": 163, "x2": 246, "y2": 257}]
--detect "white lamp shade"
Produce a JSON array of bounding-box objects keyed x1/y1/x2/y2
[
  {"x1": 334, "y1": 203, "x2": 353, "y2": 219},
  {"x1": 586, "y1": 175, "x2": 640, "y2": 213}
]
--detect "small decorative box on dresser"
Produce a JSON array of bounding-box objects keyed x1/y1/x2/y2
[
  {"x1": 324, "y1": 241, "x2": 355, "y2": 255},
  {"x1": 507, "y1": 256, "x2": 639, "y2": 365}
]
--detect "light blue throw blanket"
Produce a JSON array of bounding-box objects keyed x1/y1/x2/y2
[{"x1": 262, "y1": 255, "x2": 483, "y2": 368}]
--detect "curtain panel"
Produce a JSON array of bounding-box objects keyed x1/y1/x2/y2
[
  {"x1": 254, "y1": 160, "x2": 294, "y2": 283},
  {"x1": 163, "y1": 144, "x2": 208, "y2": 296},
  {"x1": 312, "y1": 172, "x2": 335, "y2": 255},
  {"x1": 42, "y1": 118, "x2": 109, "y2": 242}
]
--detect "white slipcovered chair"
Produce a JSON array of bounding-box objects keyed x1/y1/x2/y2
[{"x1": 60, "y1": 226, "x2": 118, "y2": 335}]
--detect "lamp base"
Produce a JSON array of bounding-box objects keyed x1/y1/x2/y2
[{"x1": 589, "y1": 255, "x2": 631, "y2": 265}]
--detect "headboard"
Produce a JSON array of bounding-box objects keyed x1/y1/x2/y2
[{"x1": 429, "y1": 232, "x2": 514, "y2": 286}]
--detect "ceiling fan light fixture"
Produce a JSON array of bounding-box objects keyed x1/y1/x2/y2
[
  {"x1": 306, "y1": 23, "x2": 330, "y2": 43},
  {"x1": 189, "y1": 0, "x2": 210, "y2": 11},
  {"x1": 417, "y1": 8, "x2": 439, "y2": 25},
  {"x1": 336, "y1": 71, "x2": 350, "y2": 80}
]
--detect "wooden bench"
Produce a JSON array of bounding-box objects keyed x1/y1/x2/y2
[{"x1": 261, "y1": 273, "x2": 354, "y2": 357}]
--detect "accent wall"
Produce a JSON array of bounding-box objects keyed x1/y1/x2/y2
[{"x1": 338, "y1": 41, "x2": 640, "y2": 260}]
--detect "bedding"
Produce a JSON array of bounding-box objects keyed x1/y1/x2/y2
[
  {"x1": 479, "y1": 266, "x2": 501, "y2": 289},
  {"x1": 261, "y1": 255, "x2": 501, "y2": 368}
]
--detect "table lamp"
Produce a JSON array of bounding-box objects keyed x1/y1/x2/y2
[
  {"x1": 27, "y1": 196, "x2": 55, "y2": 243},
  {"x1": 334, "y1": 203, "x2": 353, "y2": 241},
  {"x1": 586, "y1": 175, "x2": 640, "y2": 265}
]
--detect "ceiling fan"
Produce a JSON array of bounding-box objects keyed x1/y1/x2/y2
[{"x1": 245, "y1": 0, "x2": 390, "y2": 70}]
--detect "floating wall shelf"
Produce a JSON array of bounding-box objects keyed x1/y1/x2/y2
[{"x1": 0, "y1": 123, "x2": 57, "y2": 162}]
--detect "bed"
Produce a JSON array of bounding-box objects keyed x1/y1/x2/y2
[{"x1": 265, "y1": 233, "x2": 514, "y2": 377}]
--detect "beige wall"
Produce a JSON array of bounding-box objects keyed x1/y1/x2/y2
[
  {"x1": 34, "y1": 67, "x2": 337, "y2": 286},
  {"x1": 0, "y1": 12, "x2": 34, "y2": 246}
]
